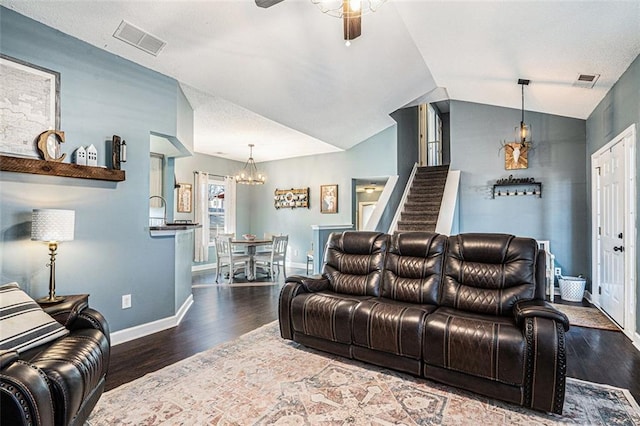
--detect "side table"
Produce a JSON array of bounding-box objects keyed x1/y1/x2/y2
[{"x1": 38, "y1": 294, "x2": 89, "y2": 326}]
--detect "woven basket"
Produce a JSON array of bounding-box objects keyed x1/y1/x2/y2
[{"x1": 559, "y1": 276, "x2": 586, "y2": 302}]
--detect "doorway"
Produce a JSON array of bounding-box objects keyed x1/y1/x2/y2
[{"x1": 591, "y1": 124, "x2": 636, "y2": 340}]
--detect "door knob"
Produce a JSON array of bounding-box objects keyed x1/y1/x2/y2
[
  {"x1": 618, "y1": 232, "x2": 623, "y2": 239},
  {"x1": 613, "y1": 246, "x2": 625, "y2": 252}
]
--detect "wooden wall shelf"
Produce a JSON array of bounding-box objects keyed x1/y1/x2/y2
[{"x1": 0, "y1": 155, "x2": 125, "y2": 182}]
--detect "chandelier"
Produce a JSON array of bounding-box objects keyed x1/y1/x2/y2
[
  {"x1": 515, "y1": 79, "x2": 532, "y2": 148},
  {"x1": 311, "y1": 0, "x2": 388, "y2": 45},
  {"x1": 235, "y1": 144, "x2": 266, "y2": 185}
]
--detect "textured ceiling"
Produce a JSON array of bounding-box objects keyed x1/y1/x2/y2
[{"x1": 2, "y1": 0, "x2": 639, "y2": 162}]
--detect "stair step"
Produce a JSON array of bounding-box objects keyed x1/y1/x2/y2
[{"x1": 397, "y1": 223, "x2": 437, "y2": 232}]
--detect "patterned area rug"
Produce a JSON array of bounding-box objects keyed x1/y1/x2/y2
[
  {"x1": 88, "y1": 322, "x2": 640, "y2": 425},
  {"x1": 552, "y1": 304, "x2": 620, "y2": 331}
]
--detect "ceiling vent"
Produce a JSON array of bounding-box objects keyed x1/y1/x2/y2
[
  {"x1": 573, "y1": 73, "x2": 600, "y2": 89},
  {"x1": 113, "y1": 20, "x2": 166, "y2": 56}
]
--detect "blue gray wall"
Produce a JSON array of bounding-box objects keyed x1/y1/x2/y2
[
  {"x1": 249, "y1": 126, "x2": 397, "y2": 267},
  {"x1": 449, "y1": 100, "x2": 588, "y2": 283},
  {"x1": 586, "y1": 54, "x2": 640, "y2": 332},
  {"x1": 0, "y1": 8, "x2": 191, "y2": 332}
]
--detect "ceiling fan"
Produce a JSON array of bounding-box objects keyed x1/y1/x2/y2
[{"x1": 255, "y1": 0, "x2": 363, "y2": 43}]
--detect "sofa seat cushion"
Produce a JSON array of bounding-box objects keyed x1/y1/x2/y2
[
  {"x1": 31, "y1": 328, "x2": 110, "y2": 425},
  {"x1": 424, "y1": 307, "x2": 525, "y2": 386},
  {"x1": 353, "y1": 298, "x2": 436, "y2": 359},
  {"x1": 290, "y1": 291, "x2": 371, "y2": 344}
]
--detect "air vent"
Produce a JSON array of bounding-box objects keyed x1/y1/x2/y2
[
  {"x1": 113, "y1": 20, "x2": 166, "y2": 56},
  {"x1": 573, "y1": 73, "x2": 600, "y2": 89}
]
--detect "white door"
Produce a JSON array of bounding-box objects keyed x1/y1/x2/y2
[{"x1": 597, "y1": 141, "x2": 626, "y2": 326}]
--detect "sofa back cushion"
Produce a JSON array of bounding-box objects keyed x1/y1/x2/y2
[
  {"x1": 323, "y1": 231, "x2": 388, "y2": 296},
  {"x1": 441, "y1": 233, "x2": 538, "y2": 315},
  {"x1": 381, "y1": 232, "x2": 447, "y2": 304}
]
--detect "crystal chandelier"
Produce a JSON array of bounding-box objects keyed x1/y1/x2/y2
[
  {"x1": 235, "y1": 144, "x2": 266, "y2": 185},
  {"x1": 311, "y1": 0, "x2": 388, "y2": 45}
]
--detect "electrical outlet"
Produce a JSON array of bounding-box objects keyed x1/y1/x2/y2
[
  {"x1": 293, "y1": 249, "x2": 299, "y2": 257},
  {"x1": 554, "y1": 267, "x2": 562, "y2": 276},
  {"x1": 122, "y1": 294, "x2": 132, "y2": 309}
]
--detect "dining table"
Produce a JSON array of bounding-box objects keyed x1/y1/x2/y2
[{"x1": 230, "y1": 239, "x2": 272, "y2": 281}]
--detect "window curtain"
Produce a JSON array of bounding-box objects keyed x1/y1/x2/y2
[
  {"x1": 194, "y1": 171, "x2": 210, "y2": 262},
  {"x1": 224, "y1": 176, "x2": 236, "y2": 235}
]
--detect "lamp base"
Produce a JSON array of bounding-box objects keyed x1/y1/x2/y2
[{"x1": 36, "y1": 295, "x2": 65, "y2": 304}]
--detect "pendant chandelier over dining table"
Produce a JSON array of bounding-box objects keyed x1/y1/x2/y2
[{"x1": 235, "y1": 144, "x2": 266, "y2": 185}]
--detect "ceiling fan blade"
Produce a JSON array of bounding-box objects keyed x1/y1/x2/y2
[
  {"x1": 255, "y1": 0, "x2": 285, "y2": 8},
  {"x1": 343, "y1": 6, "x2": 362, "y2": 41}
]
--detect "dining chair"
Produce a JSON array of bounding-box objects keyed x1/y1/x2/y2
[
  {"x1": 254, "y1": 235, "x2": 288, "y2": 279},
  {"x1": 215, "y1": 236, "x2": 251, "y2": 283}
]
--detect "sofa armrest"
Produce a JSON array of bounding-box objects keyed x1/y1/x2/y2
[
  {"x1": 68, "y1": 308, "x2": 111, "y2": 346},
  {"x1": 1, "y1": 359, "x2": 55, "y2": 426},
  {"x1": 41, "y1": 295, "x2": 89, "y2": 327},
  {"x1": 285, "y1": 275, "x2": 330, "y2": 292},
  {"x1": 514, "y1": 299, "x2": 569, "y2": 331}
]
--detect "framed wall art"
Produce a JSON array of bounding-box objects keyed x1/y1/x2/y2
[
  {"x1": 320, "y1": 184, "x2": 338, "y2": 214},
  {"x1": 0, "y1": 54, "x2": 60, "y2": 159},
  {"x1": 504, "y1": 142, "x2": 528, "y2": 170},
  {"x1": 177, "y1": 183, "x2": 193, "y2": 213}
]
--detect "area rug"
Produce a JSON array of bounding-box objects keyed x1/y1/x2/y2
[
  {"x1": 88, "y1": 322, "x2": 640, "y2": 425},
  {"x1": 552, "y1": 303, "x2": 620, "y2": 331}
]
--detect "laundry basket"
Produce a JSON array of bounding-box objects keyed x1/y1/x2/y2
[{"x1": 559, "y1": 276, "x2": 586, "y2": 302}]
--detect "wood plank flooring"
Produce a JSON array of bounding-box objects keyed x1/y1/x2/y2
[{"x1": 106, "y1": 269, "x2": 640, "y2": 405}]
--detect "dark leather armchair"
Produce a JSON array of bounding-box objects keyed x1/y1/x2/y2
[{"x1": 1, "y1": 296, "x2": 110, "y2": 426}]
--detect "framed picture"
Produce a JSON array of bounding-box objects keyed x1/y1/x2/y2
[
  {"x1": 0, "y1": 54, "x2": 60, "y2": 158},
  {"x1": 320, "y1": 184, "x2": 338, "y2": 214},
  {"x1": 505, "y1": 142, "x2": 528, "y2": 170},
  {"x1": 177, "y1": 183, "x2": 193, "y2": 213}
]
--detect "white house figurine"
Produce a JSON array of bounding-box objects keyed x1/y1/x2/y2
[
  {"x1": 87, "y1": 144, "x2": 98, "y2": 166},
  {"x1": 74, "y1": 146, "x2": 87, "y2": 165}
]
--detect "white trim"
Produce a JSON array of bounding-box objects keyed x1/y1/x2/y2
[
  {"x1": 192, "y1": 263, "x2": 216, "y2": 272},
  {"x1": 389, "y1": 163, "x2": 418, "y2": 233},
  {"x1": 363, "y1": 175, "x2": 398, "y2": 231},
  {"x1": 435, "y1": 169, "x2": 460, "y2": 235},
  {"x1": 634, "y1": 333, "x2": 640, "y2": 352},
  {"x1": 311, "y1": 224, "x2": 354, "y2": 230},
  {"x1": 590, "y1": 123, "x2": 637, "y2": 343},
  {"x1": 110, "y1": 294, "x2": 193, "y2": 346}
]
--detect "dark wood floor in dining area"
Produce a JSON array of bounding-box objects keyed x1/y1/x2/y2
[{"x1": 106, "y1": 269, "x2": 640, "y2": 405}]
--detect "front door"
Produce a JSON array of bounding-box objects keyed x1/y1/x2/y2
[{"x1": 597, "y1": 141, "x2": 626, "y2": 326}]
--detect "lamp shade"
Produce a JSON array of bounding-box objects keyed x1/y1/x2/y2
[{"x1": 31, "y1": 209, "x2": 75, "y2": 242}]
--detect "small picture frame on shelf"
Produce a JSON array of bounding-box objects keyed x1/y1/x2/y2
[
  {"x1": 320, "y1": 184, "x2": 338, "y2": 214},
  {"x1": 177, "y1": 183, "x2": 192, "y2": 213}
]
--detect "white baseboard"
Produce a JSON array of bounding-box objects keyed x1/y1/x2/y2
[
  {"x1": 584, "y1": 291, "x2": 593, "y2": 303},
  {"x1": 110, "y1": 294, "x2": 194, "y2": 346},
  {"x1": 634, "y1": 333, "x2": 640, "y2": 353},
  {"x1": 192, "y1": 263, "x2": 216, "y2": 272}
]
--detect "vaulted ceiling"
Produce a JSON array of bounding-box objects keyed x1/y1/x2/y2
[{"x1": 3, "y1": 0, "x2": 639, "y2": 162}]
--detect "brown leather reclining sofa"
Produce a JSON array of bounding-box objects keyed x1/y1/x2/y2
[
  {"x1": 279, "y1": 231, "x2": 570, "y2": 414},
  {"x1": 1, "y1": 296, "x2": 110, "y2": 426}
]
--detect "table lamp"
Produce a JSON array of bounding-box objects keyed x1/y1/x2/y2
[{"x1": 31, "y1": 209, "x2": 75, "y2": 303}]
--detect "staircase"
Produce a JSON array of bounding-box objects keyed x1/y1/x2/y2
[{"x1": 396, "y1": 165, "x2": 449, "y2": 232}]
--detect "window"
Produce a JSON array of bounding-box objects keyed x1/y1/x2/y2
[{"x1": 208, "y1": 177, "x2": 225, "y2": 244}]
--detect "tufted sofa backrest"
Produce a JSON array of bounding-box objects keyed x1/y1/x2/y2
[
  {"x1": 441, "y1": 233, "x2": 538, "y2": 316},
  {"x1": 323, "y1": 231, "x2": 388, "y2": 297},
  {"x1": 381, "y1": 232, "x2": 447, "y2": 304}
]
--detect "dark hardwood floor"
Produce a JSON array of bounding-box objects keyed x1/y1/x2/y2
[{"x1": 107, "y1": 270, "x2": 640, "y2": 405}]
